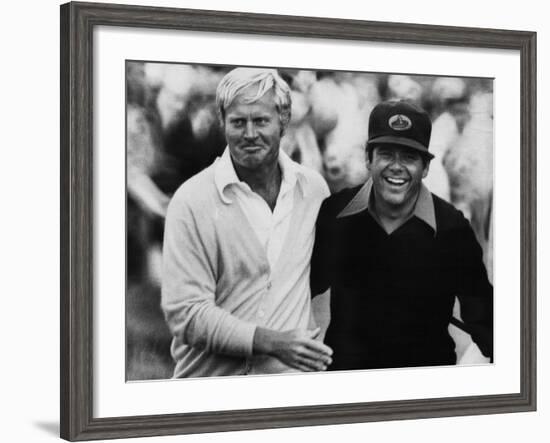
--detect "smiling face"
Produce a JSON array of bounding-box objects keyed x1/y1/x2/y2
[
  {"x1": 367, "y1": 144, "x2": 429, "y2": 214},
  {"x1": 223, "y1": 87, "x2": 284, "y2": 174}
]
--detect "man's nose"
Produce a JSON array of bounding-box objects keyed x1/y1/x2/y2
[
  {"x1": 243, "y1": 121, "x2": 258, "y2": 139},
  {"x1": 388, "y1": 154, "x2": 405, "y2": 170}
]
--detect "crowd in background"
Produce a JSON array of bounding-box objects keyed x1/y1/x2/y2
[{"x1": 126, "y1": 61, "x2": 494, "y2": 380}]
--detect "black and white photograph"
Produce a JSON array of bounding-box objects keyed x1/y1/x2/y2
[{"x1": 126, "y1": 61, "x2": 494, "y2": 381}]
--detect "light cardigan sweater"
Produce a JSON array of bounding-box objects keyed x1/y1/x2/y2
[{"x1": 161, "y1": 152, "x2": 329, "y2": 377}]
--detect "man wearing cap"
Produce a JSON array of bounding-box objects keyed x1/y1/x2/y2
[
  {"x1": 162, "y1": 67, "x2": 333, "y2": 377},
  {"x1": 311, "y1": 100, "x2": 493, "y2": 370}
]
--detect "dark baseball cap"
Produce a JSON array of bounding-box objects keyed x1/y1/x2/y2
[{"x1": 366, "y1": 100, "x2": 434, "y2": 159}]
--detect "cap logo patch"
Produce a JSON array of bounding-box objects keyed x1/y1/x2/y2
[{"x1": 388, "y1": 114, "x2": 412, "y2": 131}]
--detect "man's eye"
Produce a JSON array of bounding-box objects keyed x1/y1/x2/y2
[
  {"x1": 230, "y1": 119, "x2": 245, "y2": 127},
  {"x1": 255, "y1": 117, "x2": 269, "y2": 125},
  {"x1": 404, "y1": 154, "x2": 419, "y2": 162}
]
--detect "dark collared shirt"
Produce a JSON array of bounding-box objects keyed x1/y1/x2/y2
[
  {"x1": 311, "y1": 180, "x2": 493, "y2": 370},
  {"x1": 337, "y1": 179, "x2": 436, "y2": 233}
]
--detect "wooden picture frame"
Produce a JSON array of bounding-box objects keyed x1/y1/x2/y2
[{"x1": 60, "y1": 1, "x2": 536, "y2": 440}]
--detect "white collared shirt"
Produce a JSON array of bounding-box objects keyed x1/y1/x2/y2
[{"x1": 215, "y1": 148, "x2": 309, "y2": 270}]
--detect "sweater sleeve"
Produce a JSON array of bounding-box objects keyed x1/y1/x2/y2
[
  {"x1": 161, "y1": 192, "x2": 256, "y2": 357},
  {"x1": 454, "y1": 219, "x2": 494, "y2": 361}
]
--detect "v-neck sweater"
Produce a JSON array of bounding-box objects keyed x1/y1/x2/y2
[{"x1": 162, "y1": 158, "x2": 329, "y2": 378}]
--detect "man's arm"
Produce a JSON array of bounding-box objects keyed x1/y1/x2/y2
[
  {"x1": 455, "y1": 222, "x2": 494, "y2": 361},
  {"x1": 310, "y1": 199, "x2": 331, "y2": 297},
  {"x1": 161, "y1": 197, "x2": 256, "y2": 357}
]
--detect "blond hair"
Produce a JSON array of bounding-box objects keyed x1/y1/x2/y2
[{"x1": 216, "y1": 67, "x2": 292, "y2": 127}]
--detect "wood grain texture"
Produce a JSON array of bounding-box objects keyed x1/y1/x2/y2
[{"x1": 60, "y1": 1, "x2": 537, "y2": 440}]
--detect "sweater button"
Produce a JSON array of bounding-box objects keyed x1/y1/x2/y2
[{"x1": 267, "y1": 282, "x2": 272, "y2": 290}]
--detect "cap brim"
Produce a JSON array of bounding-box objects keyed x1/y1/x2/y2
[{"x1": 367, "y1": 135, "x2": 434, "y2": 159}]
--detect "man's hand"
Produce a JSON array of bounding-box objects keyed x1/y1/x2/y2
[{"x1": 253, "y1": 327, "x2": 333, "y2": 371}]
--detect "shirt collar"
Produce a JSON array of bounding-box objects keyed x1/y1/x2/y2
[
  {"x1": 214, "y1": 147, "x2": 308, "y2": 204},
  {"x1": 337, "y1": 179, "x2": 437, "y2": 233}
]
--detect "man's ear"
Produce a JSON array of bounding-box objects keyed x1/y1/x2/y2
[
  {"x1": 422, "y1": 160, "x2": 430, "y2": 179},
  {"x1": 280, "y1": 112, "x2": 290, "y2": 137},
  {"x1": 217, "y1": 109, "x2": 226, "y2": 130}
]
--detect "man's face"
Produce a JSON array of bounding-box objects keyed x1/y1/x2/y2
[
  {"x1": 367, "y1": 144, "x2": 429, "y2": 211},
  {"x1": 223, "y1": 87, "x2": 284, "y2": 172}
]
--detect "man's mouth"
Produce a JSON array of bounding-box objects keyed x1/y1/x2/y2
[
  {"x1": 242, "y1": 145, "x2": 263, "y2": 152},
  {"x1": 384, "y1": 177, "x2": 408, "y2": 186}
]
